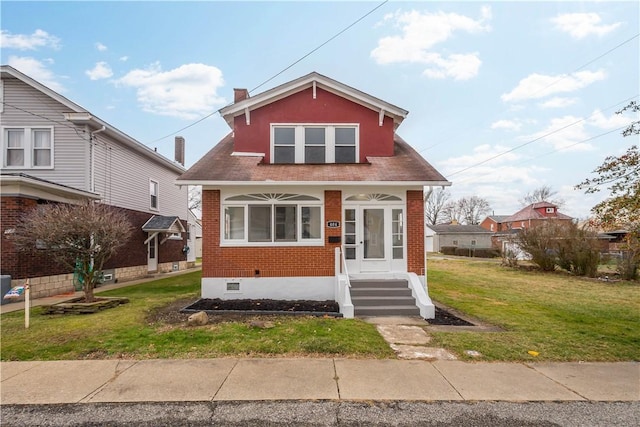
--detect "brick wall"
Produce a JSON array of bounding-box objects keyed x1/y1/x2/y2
[
  {"x1": 406, "y1": 190, "x2": 425, "y2": 274},
  {"x1": 1, "y1": 197, "x2": 69, "y2": 279},
  {"x1": 201, "y1": 189, "x2": 342, "y2": 278},
  {"x1": 1, "y1": 196, "x2": 187, "y2": 280}
]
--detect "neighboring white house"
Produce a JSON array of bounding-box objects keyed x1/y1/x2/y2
[{"x1": 0, "y1": 65, "x2": 189, "y2": 299}]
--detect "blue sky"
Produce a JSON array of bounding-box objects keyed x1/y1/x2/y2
[{"x1": 2, "y1": 1, "x2": 639, "y2": 219}]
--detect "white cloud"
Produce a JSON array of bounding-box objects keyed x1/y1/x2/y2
[
  {"x1": 95, "y1": 42, "x2": 107, "y2": 51},
  {"x1": 0, "y1": 29, "x2": 61, "y2": 50},
  {"x1": 551, "y1": 13, "x2": 622, "y2": 39},
  {"x1": 116, "y1": 62, "x2": 225, "y2": 119},
  {"x1": 7, "y1": 56, "x2": 64, "y2": 92},
  {"x1": 588, "y1": 109, "x2": 635, "y2": 130},
  {"x1": 119, "y1": 56, "x2": 129, "y2": 62},
  {"x1": 86, "y1": 62, "x2": 113, "y2": 80},
  {"x1": 421, "y1": 53, "x2": 482, "y2": 80},
  {"x1": 501, "y1": 70, "x2": 606, "y2": 102},
  {"x1": 371, "y1": 8, "x2": 491, "y2": 80},
  {"x1": 523, "y1": 116, "x2": 595, "y2": 152},
  {"x1": 539, "y1": 97, "x2": 578, "y2": 109},
  {"x1": 491, "y1": 119, "x2": 522, "y2": 131}
]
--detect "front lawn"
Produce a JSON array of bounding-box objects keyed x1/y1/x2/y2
[
  {"x1": 0, "y1": 271, "x2": 393, "y2": 361},
  {"x1": 427, "y1": 258, "x2": 640, "y2": 361}
]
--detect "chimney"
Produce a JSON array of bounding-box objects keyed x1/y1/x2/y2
[
  {"x1": 175, "y1": 136, "x2": 185, "y2": 166},
  {"x1": 234, "y1": 88, "x2": 249, "y2": 103}
]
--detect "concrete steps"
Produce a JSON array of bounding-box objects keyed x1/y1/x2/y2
[{"x1": 350, "y1": 279, "x2": 420, "y2": 316}]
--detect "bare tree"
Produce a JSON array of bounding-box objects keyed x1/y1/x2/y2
[
  {"x1": 520, "y1": 185, "x2": 564, "y2": 207},
  {"x1": 441, "y1": 196, "x2": 491, "y2": 225},
  {"x1": 12, "y1": 202, "x2": 132, "y2": 302},
  {"x1": 442, "y1": 200, "x2": 464, "y2": 224},
  {"x1": 188, "y1": 186, "x2": 202, "y2": 211},
  {"x1": 458, "y1": 196, "x2": 491, "y2": 225},
  {"x1": 424, "y1": 188, "x2": 450, "y2": 225}
]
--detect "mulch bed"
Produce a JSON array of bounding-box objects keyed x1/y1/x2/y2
[
  {"x1": 185, "y1": 298, "x2": 340, "y2": 313},
  {"x1": 428, "y1": 306, "x2": 475, "y2": 326}
]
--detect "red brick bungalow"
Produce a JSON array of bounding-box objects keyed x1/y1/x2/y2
[{"x1": 177, "y1": 72, "x2": 449, "y2": 317}]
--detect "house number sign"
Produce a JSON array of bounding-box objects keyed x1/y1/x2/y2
[{"x1": 326, "y1": 221, "x2": 340, "y2": 228}]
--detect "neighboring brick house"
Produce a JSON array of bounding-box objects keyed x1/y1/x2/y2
[
  {"x1": 481, "y1": 202, "x2": 574, "y2": 252},
  {"x1": 178, "y1": 72, "x2": 450, "y2": 318},
  {"x1": 479, "y1": 215, "x2": 509, "y2": 233},
  {"x1": 498, "y1": 202, "x2": 573, "y2": 231},
  {"x1": 1, "y1": 65, "x2": 189, "y2": 299},
  {"x1": 425, "y1": 223, "x2": 493, "y2": 253}
]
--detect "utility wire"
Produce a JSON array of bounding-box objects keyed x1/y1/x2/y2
[
  {"x1": 418, "y1": 32, "x2": 640, "y2": 154},
  {"x1": 147, "y1": 0, "x2": 389, "y2": 145},
  {"x1": 446, "y1": 94, "x2": 639, "y2": 179}
]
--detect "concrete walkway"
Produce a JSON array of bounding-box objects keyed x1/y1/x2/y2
[{"x1": 1, "y1": 359, "x2": 638, "y2": 404}]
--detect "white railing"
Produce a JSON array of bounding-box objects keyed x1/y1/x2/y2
[{"x1": 334, "y1": 247, "x2": 354, "y2": 318}]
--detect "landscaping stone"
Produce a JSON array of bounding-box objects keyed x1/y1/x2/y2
[{"x1": 187, "y1": 311, "x2": 209, "y2": 326}]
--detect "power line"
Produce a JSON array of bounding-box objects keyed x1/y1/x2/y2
[
  {"x1": 452, "y1": 125, "x2": 629, "y2": 186},
  {"x1": 147, "y1": 0, "x2": 390, "y2": 145},
  {"x1": 446, "y1": 95, "x2": 639, "y2": 179},
  {"x1": 418, "y1": 32, "x2": 640, "y2": 154}
]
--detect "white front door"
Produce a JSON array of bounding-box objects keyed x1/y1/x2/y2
[
  {"x1": 344, "y1": 206, "x2": 405, "y2": 273},
  {"x1": 147, "y1": 234, "x2": 158, "y2": 272}
]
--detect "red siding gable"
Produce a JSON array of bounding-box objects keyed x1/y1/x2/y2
[{"x1": 233, "y1": 87, "x2": 395, "y2": 162}]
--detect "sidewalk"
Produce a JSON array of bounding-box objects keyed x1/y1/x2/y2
[
  {"x1": 0, "y1": 266, "x2": 201, "y2": 315},
  {"x1": 1, "y1": 358, "x2": 638, "y2": 404}
]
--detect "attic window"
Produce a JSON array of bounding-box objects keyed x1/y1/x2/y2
[
  {"x1": 546, "y1": 207, "x2": 555, "y2": 213},
  {"x1": 271, "y1": 124, "x2": 358, "y2": 164}
]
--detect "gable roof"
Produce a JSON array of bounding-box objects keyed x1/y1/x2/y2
[
  {"x1": 177, "y1": 133, "x2": 449, "y2": 186},
  {"x1": 1, "y1": 65, "x2": 185, "y2": 174},
  {"x1": 427, "y1": 224, "x2": 493, "y2": 234},
  {"x1": 219, "y1": 72, "x2": 409, "y2": 129},
  {"x1": 142, "y1": 215, "x2": 186, "y2": 233},
  {"x1": 503, "y1": 202, "x2": 572, "y2": 223}
]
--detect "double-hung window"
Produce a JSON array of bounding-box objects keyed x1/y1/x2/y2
[
  {"x1": 150, "y1": 179, "x2": 159, "y2": 210},
  {"x1": 2, "y1": 127, "x2": 54, "y2": 168},
  {"x1": 223, "y1": 193, "x2": 323, "y2": 245},
  {"x1": 271, "y1": 124, "x2": 358, "y2": 164}
]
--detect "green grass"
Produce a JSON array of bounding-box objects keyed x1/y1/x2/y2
[
  {"x1": 0, "y1": 271, "x2": 393, "y2": 361},
  {"x1": 427, "y1": 258, "x2": 640, "y2": 362},
  {"x1": 4, "y1": 261, "x2": 638, "y2": 362}
]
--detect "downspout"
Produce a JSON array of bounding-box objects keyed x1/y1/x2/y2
[{"x1": 90, "y1": 126, "x2": 106, "y2": 193}]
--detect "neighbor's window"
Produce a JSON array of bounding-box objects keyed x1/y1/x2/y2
[
  {"x1": 471, "y1": 240, "x2": 477, "y2": 246},
  {"x1": 3, "y1": 127, "x2": 53, "y2": 168},
  {"x1": 223, "y1": 193, "x2": 322, "y2": 245},
  {"x1": 150, "y1": 180, "x2": 159, "y2": 210},
  {"x1": 271, "y1": 124, "x2": 358, "y2": 164}
]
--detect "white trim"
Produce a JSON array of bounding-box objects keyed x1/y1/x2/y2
[
  {"x1": 2, "y1": 126, "x2": 54, "y2": 169},
  {"x1": 379, "y1": 109, "x2": 385, "y2": 126},
  {"x1": 178, "y1": 180, "x2": 452, "y2": 187},
  {"x1": 230, "y1": 151, "x2": 265, "y2": 157},
  {"x1": 270, "y1": 123, "x2": 359, "y2": 164},
  {"x1": 244, "y1": 107, "x2": 250, "y2": 125},
  {"x1": 219, "y1": 72, "x2": 408, "y2": 129},
  {"x1": 149, "y1": 178, "x2": 159, "y2": 211}
]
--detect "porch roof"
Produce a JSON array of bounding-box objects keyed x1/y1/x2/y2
[{"x1": 142, "y1": 215, "x2": 185, "y2": 233}]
